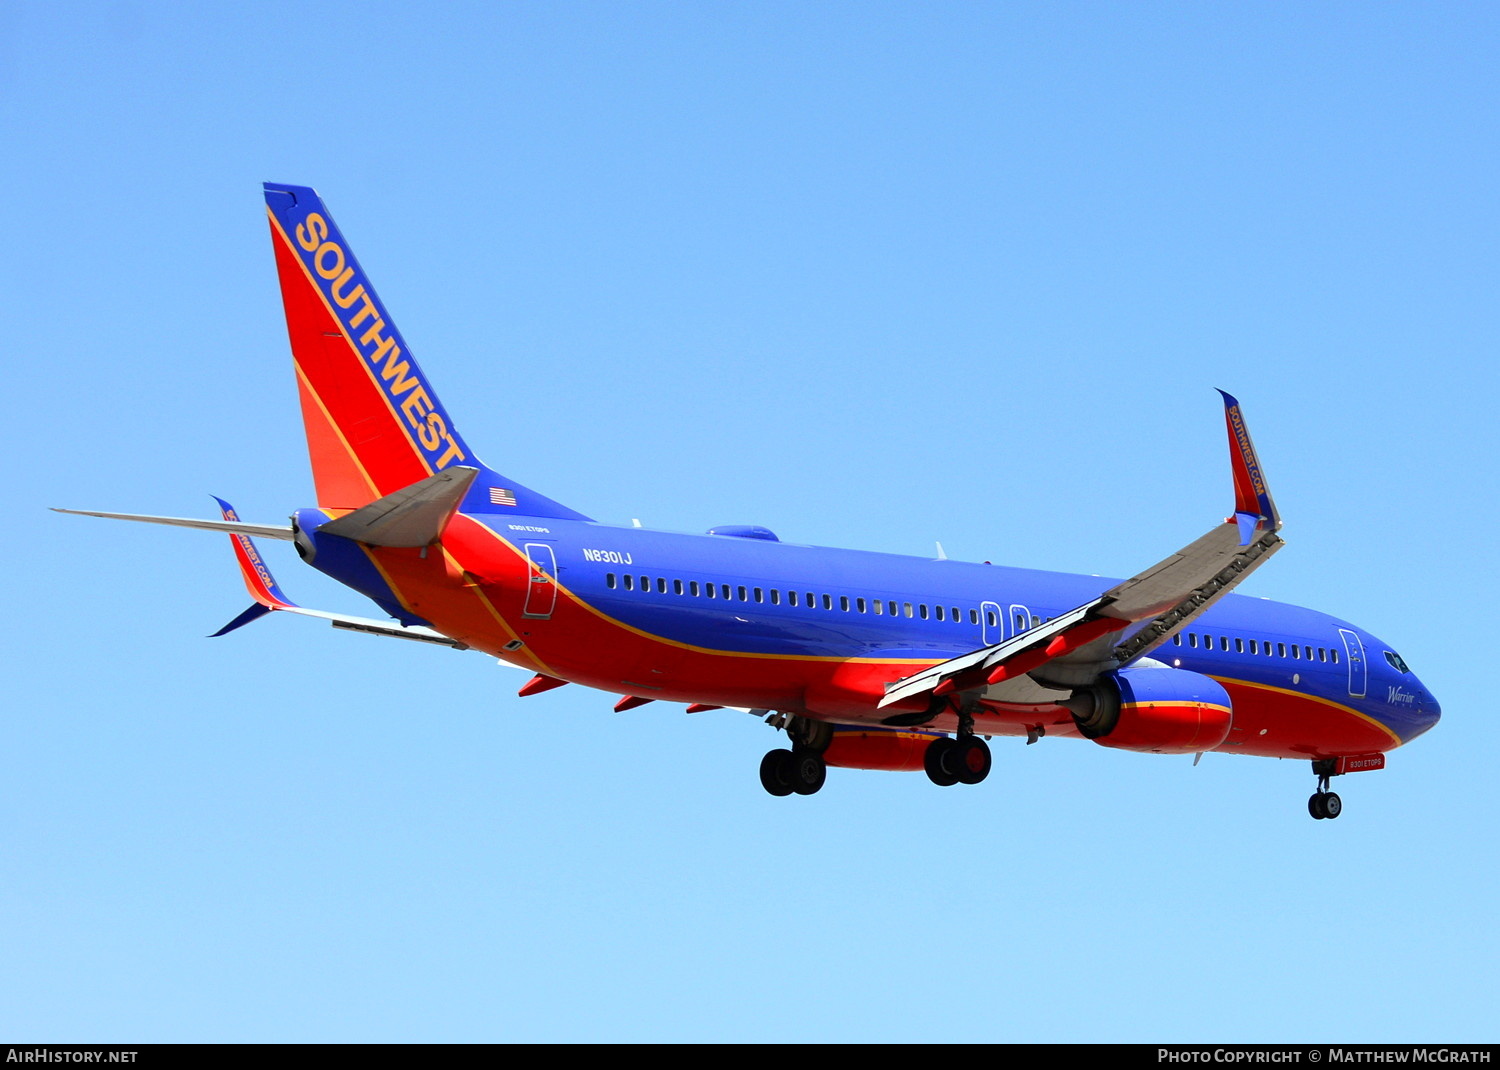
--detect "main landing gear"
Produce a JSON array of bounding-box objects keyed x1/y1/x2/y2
[
  {"x1": 1308, "y1": 759, "x2": 1342, "y2": 820},
  {"x1": 759, "y1": 715, "x2": 831, "y2": 797},
  {"x1": 924, "y1": 708, "x2": 991, "y2": 787},
  {"x1": 759, "y1": 746, "x2": 826, "y2": 797}
]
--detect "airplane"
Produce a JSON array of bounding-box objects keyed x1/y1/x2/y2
[{"x1": 57, "y1": 182, "x2": 1441, "y2": 820}]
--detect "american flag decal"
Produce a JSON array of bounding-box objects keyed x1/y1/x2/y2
[{"x1": 489, "y1": 487, "x2": 518, "y2": 507}]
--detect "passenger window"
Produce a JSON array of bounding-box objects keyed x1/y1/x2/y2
[
  {"x1": 657, "y1": 577, "x2": 667, "y2": 593},
  {"x1": 1290, "y1": 644, "x2": 1299, "y2": 659},
  {"x1": 705, "y1": 583, "x2": 715, "y2": 599},
  {"x1": 904, "y1": 603, "x2": 914, "y2": 618},
  {"x1": 1032, "y1": 615, "x2": 1041, "y2": 628},
  {"x1": 606, "y1": 573, "x2": 617, "y2": 589},
  {"x1": 789, "y1": 591, "x2": 799, "y2": 607},
  {"x1": 737, "y1": 586, "x2": 747, "y2": 601},
  {"x1": 969, "y1": 609, "x2": 979, "y2": 625},
  {"x1": 823, "y1": 594, "x2": 833, "y2": 610},
  {"x1": 986, "y1": 610, "x2": 997, "y2": 628},
  {"x1": 887, "y1": 601, "x2": 898, "y2": 616},
  {"x1": 623, "y1": 574, "x2": 633, "y2": 591},
  {"x1": 1318, "y1": 647, "x2": 1326, "y2": 662},
  {"x1": 935, "y1": 605, "x2": 945, "y2": 621},
  {"x1": 1277, "y1": 642, "x2": 1286, "y2": 657},
  {"x1": 1172, "y1": 634, "x2": 1181, "y2": 646},
  {"x1": 951, "y1": 607, "x2": 960, "y2": 622},
  {"x1": 840, "y1": 595, "x2": 850, "y2": 612},
  {"x1": 1248, "y1": 639, "x2": 1257, "y2": 654},
  {"x1": 754, "y1": 587, "x2": 763, "y2": 603},
  {"x1": 806, "y1": 592, "x2": 815, "y2": 607},
  {"x1": 674, "y1": 579, "x2": 683, "y2": 595},
  {"x1": 770, "y1": 589, "x2": 780, "y2": 605},
  {"x1": 856, "y1": 597, "x2": 866, "y2": 613},
  {"x1": 1220, "y1": 636, "x2": 1229, "y2": 651},
  {"x1": 1235, "y1": 638, "x2": 1244, "y2": 653},
  {"x1": 1189, "y1": 634, "x2": 1197, "y2": 648},
  {"x1": 690, "y1": 580, "x2": 700, "y2": 596},
  {"x1": 1331, "y1": 649, "x2": 1340, "y2": 664},
  {"x1": 874, "y1": 600, "x2": 884, "y2": 615},
  {"x1": 637, "y1": 575, "x2": 646, "y2": 591}
]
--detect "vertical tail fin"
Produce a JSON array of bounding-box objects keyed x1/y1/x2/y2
[{"x1": 262, "y1": 183, "x2": 589, "y2": 521}]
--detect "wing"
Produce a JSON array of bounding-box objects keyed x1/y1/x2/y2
[{"x1": 879, "y1": 390, "x2": 1284, "y2": 713}]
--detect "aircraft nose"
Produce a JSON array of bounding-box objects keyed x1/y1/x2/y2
[
  {"x1": 1422, "y1": 684, "x2": 1441, "y2": 722},
  {"x1": 1411, "y1": 676, "x2": 1441, "y2": 735}
]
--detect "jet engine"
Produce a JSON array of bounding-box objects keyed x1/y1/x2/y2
[{"x1": 1061, "y1": 665, "x2": 1232, "y2": 754}]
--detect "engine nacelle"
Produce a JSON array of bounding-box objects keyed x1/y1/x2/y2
[
  {"x1": 822, "y1": 729, "x2": 940, "y2": 772},
  {"x1": 1064, "y1": 666, "x2": 1232, "y2": 754}
]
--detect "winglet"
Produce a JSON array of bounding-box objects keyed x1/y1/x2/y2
[
  {"x1": 1217, "y1": 390, "x2": 1281, "y2": 539},
  {"x1": 210, "y1": 496, "x2": 296, "y2": 635}
]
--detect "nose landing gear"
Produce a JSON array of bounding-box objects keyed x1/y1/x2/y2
[{"x1": 1308, "y1": 759, "x2": 1342, "y2": 820}]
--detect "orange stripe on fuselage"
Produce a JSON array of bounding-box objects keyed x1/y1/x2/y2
[
  {"x1": 351, "y1": 524, "x2": 556, "y2": 677},
  {"x1": 331, "y1": 513, "x2": 1406, "y2": 757},
  {"x1": 1212, "y1": 677, "x2": 1402, "y2": 757},
  {"x1": 358, "y1": 515, "x2": 946, "y2": 712}
]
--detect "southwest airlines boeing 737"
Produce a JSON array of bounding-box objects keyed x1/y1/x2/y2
[{"x1": 58, "y1": 183, "x2": 1440, "y2": 819}]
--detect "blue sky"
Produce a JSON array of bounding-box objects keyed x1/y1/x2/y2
[{"x1": 3, "y1": 1, "x2": 1496, "y2": 1042}]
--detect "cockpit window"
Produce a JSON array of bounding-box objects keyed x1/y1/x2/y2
[{"x1": 1384, "y1": 650, "x2": 1410, "y2": 673}]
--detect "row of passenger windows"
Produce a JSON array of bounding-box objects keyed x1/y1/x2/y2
[
  {"x1": 603, "y1": 572, "x2": 1337, "y2": 660},
  {"x1": 1171, "y1": 631, "x2": 1339, "y2": 663},
  {"x1": 602, "y1": 572, "x2": 1041, "y2": 627}
]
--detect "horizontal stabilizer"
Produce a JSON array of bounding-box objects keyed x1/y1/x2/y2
[
  {"x1": 52, "y1": 508, "x2": 294, "y2": 540},
  {"x1": 211, "y1": 496, "x2": 468, "y2": 649},
  {"x1": 318, "y1": 466, "x2": 478, "y2": 547},
  {"x1": 210, "y1": 602, "x2": 272, "y2": 637}
]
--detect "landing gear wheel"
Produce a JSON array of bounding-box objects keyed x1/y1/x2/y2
[
  {"x1": 952, "y1": 736, "x2": 992, "y2": 785},
  {"x1": 924, "y1": 737, "x2": 959, "y2": 787},
  {"x1": 759, "y1": 749, "x2": 795, "y2": 797},
  {"x1": 790, "y1": 749, "x2": 827, "y2": 796},
  {"x1": 1308, "y1": 791, "x2": 1343, "y2": 820}
]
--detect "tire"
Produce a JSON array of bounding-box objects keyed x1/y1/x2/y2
[
  {"x1": 924, "y1": 737, "x2": 959, "y2": 787},
  {"x1": 759, "y1": 749, "x2": 794, "y2": 797},
  {"x1": 1308, "y1": 793, "x2": 1325, "y2": 819},
  {"x1": 1321, "y1": 791, "x2": 1342, "y2": 819},
  {"x1": 790, "y1": 749, "x2": 827, "y2": 796},
  {"x1": 953, "y1": 737, "x2": 992, "y2": 785}
]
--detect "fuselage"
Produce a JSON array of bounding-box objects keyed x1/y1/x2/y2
[{"x1": 300, "y1": 507, "x2": 1441, "y2": 761}]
